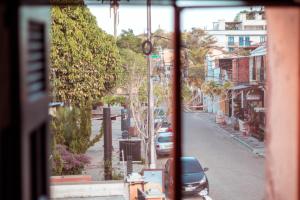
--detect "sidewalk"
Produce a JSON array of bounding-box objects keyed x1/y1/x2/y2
[
  {"x1": 84, "y1": 106, "x2": 145, "y2": 181},
  {"x1": 202, "y1": 112, "x2": 265, "y2": 157}
]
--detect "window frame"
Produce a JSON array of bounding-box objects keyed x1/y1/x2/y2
[
  {"x1": 2, "y1": 1, "x2": 300, "y2": 200},
  {"x1": 228, "y1": 36, "x2": 235, "y2": 46}
]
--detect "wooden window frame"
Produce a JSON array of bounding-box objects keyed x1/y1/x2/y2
[{"x1": 1, "y1": 1, "x2": 300, "y2": 200}]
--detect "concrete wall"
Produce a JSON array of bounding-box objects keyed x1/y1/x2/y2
[
  {"x1": 51, "y1": 182, "x2": 126, "y2": 199},
  {"x1": 204, "y1": 95, "x2": 220, "y2": 114},
  {"x1": 206, "y1": 30, "x2": 267, "y2": 51},
  {"x1": 266, "y1": 7, "x2": 300, "y2": 200}
]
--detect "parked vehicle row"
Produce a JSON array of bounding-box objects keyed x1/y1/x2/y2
[{"x1": 154, "y1": 108, "x2": 210, "y2": 197}]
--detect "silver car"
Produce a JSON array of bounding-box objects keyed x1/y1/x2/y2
[{"x1": 155, "y1": 132, "x2": 173, "y2": 157}]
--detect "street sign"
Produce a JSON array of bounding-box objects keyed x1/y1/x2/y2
[{"x1": 151, "y1": 54, "x2": 160, "y2": 59}]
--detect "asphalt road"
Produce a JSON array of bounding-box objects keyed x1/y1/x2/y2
[{"x1": 157, "y1": 112, "x2": 265, "y2": 200}]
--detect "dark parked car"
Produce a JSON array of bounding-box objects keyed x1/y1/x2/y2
[{"x1": 164, "y1": 157, "x2": 209, "y2": 196}]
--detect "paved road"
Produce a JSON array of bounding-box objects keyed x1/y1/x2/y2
[{"x1": 157, "y1": 112, "x2": 265, "y2": 200}]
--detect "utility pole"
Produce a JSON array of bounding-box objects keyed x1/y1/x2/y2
[
  {"x1": 103, "y1": 107, "x2": 112, "y2": 180},
  {"x1": 147, "y1": 0, "x2": 156, "y2": 169},
  {"x1": 110, "y1": 0, "x2": 119, "y2": 38}
]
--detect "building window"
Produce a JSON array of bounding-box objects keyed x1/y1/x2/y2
[
  {"x1": 228, "y1": 47, "x2": 234, "y2": 52},
  {"x1": 245, "y1": 36, "x2": 250, "y2": 46},
  {"x1": 213, "y1": 22, "x2": 219, "y2": 30},
  {"x1": 228, "y1": 36, "x2": 234, "y2": 45},
  {"x1": 244, "y1": 25, "x2": 264, "y2": 30},
  {"x1": 239, "y1": 36, "x2": 244, "y2": 46},
  {"x1": 260, "y1": 36, "x2": 266, "y2": 43}
]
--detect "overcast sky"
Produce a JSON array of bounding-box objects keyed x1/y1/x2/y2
[{"x1": 88, "y1": 5, "x2": 251, "y2": 36}]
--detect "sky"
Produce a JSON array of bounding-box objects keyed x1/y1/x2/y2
[{"x1": 88, "y1": 5, "x2": 251, "y2": 36}]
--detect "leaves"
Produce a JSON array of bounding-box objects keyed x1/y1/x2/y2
[
  {"x1": 50, "y1": 106, "x2": 95, "y2": 154},
  {"x1": 201, "y1": 80, "x2": 232, "y2": 99},
  {"x1": 50, "y1": 6, "x2": 122, "y2": 106}
]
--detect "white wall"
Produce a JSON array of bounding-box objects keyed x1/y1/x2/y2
[{"x1": 207, "y1": 30, "x2": 267, "y2": 51}]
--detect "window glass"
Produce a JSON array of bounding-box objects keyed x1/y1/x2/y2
[
  {"x1": 158, "y1": 136, "x2": 172, "y2": 143},
  {"x1": 182, "y1": 159, "x2": 203, "y2": 173},
  {"x1": 181, "y1": 6, "x2": 265, "y2": 200},
  {"x1": 239, "y1": 36, "x2": 244, "y2": 46},
  {"x1": 228, "y1": 36, "x2": 234, "y2": 45}
]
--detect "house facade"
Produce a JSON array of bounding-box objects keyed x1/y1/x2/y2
[{"x1": 206, "y1": 9, "x2": 267, "y2": 52}]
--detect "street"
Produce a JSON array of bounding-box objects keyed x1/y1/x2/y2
[{"x1": 157, "y1": 112, "x2": 265, "y2": 200}]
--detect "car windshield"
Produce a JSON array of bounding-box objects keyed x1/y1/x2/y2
[
  {"x1": 182, "y1": 159, "x2": 203, "y2": 173},
  {"x1": 161, "y1": 122, "x2": 169, "y2": 127},
  {"x1": 158, "y1": 136, "x2": 172, "y2": 143},
  {"x1": 155, "y1": 109, "x2": 165, "y2": 116}
]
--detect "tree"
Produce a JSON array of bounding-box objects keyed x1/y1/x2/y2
[
  {"x1": 152, "y1": 28, "x2": 173, "y2": 50},
  {"x1": 117, "y1": 29, "x2": 143, "y2": 54},
  {"x1": 201, "y1": 80, "x2": 232, "y2": 112},
  {"x1": 117, "y1": 47, "x2": 148, "y2": 138},
  {"x1": 50, "y1": 6, "x2": 123, "y2": 106},
  {"x1": 183, "y1": 28, "x2": 216, "y2": 67},
  {"x1": 50, "y1": 5, "x2": 124, "y2": 175},
  {"x1": 187, "y1": 66, "x2": 206, "y2": 88}
]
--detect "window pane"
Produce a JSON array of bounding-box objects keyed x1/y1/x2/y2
[{"x1": 181, "y1": 7, "x2": 266, "y2": 200}]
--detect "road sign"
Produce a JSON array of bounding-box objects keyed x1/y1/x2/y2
[{"x1": 151, "y1": 54, "x2": 160, "y2": 59}]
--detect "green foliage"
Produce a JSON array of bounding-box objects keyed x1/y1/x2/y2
[
  {"x1": 119, "y1": 48, "x2": 147, "y2": 86},
  {"x1": 181, "y1": 28, "x2": 217, "y2": 90},
  {"x1": 152, "y1": 28, "x2": 173, "y2": 51},
  {"x1": 101, "y1": 95, "x2": 127, "y2": 106},
  {"x1": 201, "y1": 81, "x2": 232, "y2": 99},
  {"x1": 182, "y1": 82, "x2": 193, "y2": 103},
  {"x1": 232, "y1": 48, "x2": 251, "y2": 56},
  {"x1": 183, "y1": 28, "x2": 216, "y2": 67},
  {"x1": 117, "y1": 29, "x2": 143, "y2": 54},
  {"x1": 50, "y1": 106, "x2": 101, "y2": 154},
  {"x1": 50, "y1": 6, "x2": 123, "y2": 106},
  {"x1": 187, "y1": 66, "x2": 206, "y2": 88},
  {"x1": 112, "y1": 171, "x2": 124, "y2": 180},
  {"x1": 153, "y1": 84, "x2": 168, "y2": 106},
  {"x1": 138, "y1": 82, "x2": 148, "y2": 103}
]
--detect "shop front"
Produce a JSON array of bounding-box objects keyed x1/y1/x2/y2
[{"x1": 244, "y1": 88, "x2": 265, "y2": 141}]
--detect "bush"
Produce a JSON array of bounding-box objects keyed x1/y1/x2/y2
[
  {"x1": 52, "y1": 144, "x2": 90, "y2": 175},
  {"x1": 51, "y1": 106, "x2": 101, "y2": 154}
]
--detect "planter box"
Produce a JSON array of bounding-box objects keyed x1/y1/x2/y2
[{"x1": 51, "y1": 175, "x2": 92, "y2": 184}]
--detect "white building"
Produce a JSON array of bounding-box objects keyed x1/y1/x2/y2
[{"x1": 206, "y1": 9, "x2": 267, "y2": 52}]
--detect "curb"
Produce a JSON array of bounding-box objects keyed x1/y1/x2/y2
[
  {"x1": 231, "y1": 135, "x2": 265, "y2": 157},
  {"x1": 199, "y1": 112, "x2": 265, "y2": 158}
]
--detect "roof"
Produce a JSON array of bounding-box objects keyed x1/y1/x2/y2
[
  {"x1": 250, "y1": 45, "x2": 267, "y2": 56},
  {"x1": 157, "y1": 132, "x2": 173, "y2": 137},
  {"x1": 181, "y1": 157, "x2": 198, "y2": 161},
  {"x1": 231, "y1": 85, "x2": 251, "y2": 90}
]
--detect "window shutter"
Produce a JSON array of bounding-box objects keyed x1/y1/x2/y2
[{"x1": 19, "y1": 6, "x2": 50, "y2": 200}]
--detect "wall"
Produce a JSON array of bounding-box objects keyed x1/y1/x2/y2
[
  {"x1": 266, "y1": 7, "x2": 300, "y2": 200},
  {"x1": 232, "y1": 57, "x2": 250, "y2": 84}
]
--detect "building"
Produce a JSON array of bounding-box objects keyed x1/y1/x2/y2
[
  {"x1": 206, "y1": 9, "x2": 267, "y2": 52},
  {"x1": 246, "y1": 44, "x2": 267, "y2": 140},
  {"x1": 203, "y1": 48, "x2": 234, "y2": 113}
]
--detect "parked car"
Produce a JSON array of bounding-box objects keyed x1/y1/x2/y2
[
  {"x1": 164, "y1": 157, "x2": 209, "y2": 196},
  {"x1": 157, "y1": 121, "x2": 172, "y2": 133},
  {"x1": 154, "y1": 108, "x2": 167, "y2": 125},
  {"x1": 155, "y1": 132, "x2": 173, "y2": 157}
]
